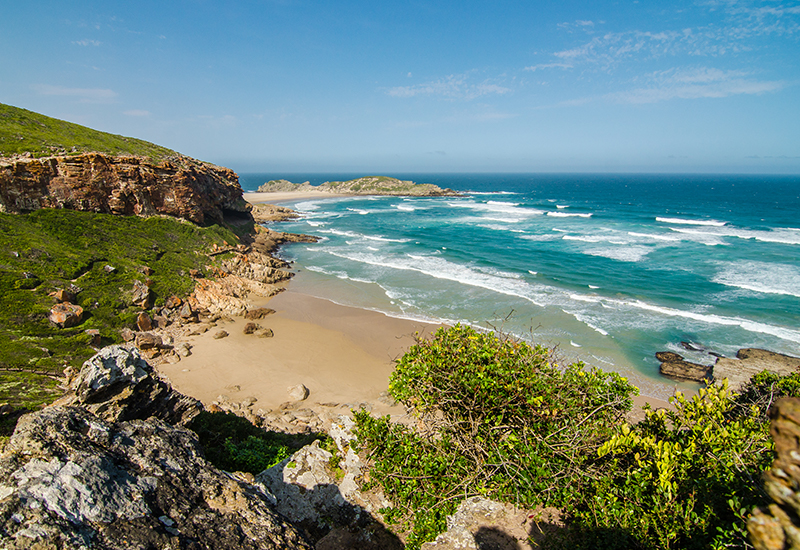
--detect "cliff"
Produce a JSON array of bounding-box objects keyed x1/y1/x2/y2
[
  {"x1": 257, "y1": 176, "x2": 461, "y2": 197},
  {"x1": 0, "y1": 153, "x2": 250, "y2": 225}
]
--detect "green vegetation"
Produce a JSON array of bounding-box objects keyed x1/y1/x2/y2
[
  {"x1": 355, "y1": 324, "x2": 793, "y2": 550},
  {"x1": 0, "y1": 102, "x2": 176, "y2": 160},
  {"x1": 189, "y1": 411, "x2": 328, "y2": 474},
  {"x1": 0, "y1": 208, "x2": 238, "y2": 412}
]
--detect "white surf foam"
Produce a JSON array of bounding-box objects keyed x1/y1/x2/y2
[
  {"x1": 547, "y1": 212, "x2": 592, "y2": 218},
  {"x1": 585, "y1": 246, "x2": 651, "y2": 262},
  {"x1": 713, "y1": 261, "x2": 800, "y2": 298},
  {"x1": 657, "y1": 217, "x2": 727, "y2": 227}
]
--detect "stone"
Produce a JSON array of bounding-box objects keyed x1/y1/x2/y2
[
  {"x1": 51, "y1": 288, "x2": 76, "y2": 303},
  {"x1": 0, "y1": 406, "x2": 312, "y2": 550},
  {"x1": 175, "y1": 342, "x2": 193, "y2": 357},
  {"x1": 135, "y1": 332, "x2": 162, "y2": 350},
  {"x1": 189, "y1": 268, "x2": 203, "y2": 278},
  {"x1": 136, "y1": 311, "x2": 152, "y2": 331},
  {"x1": 255, "y1": 328, "x2": 274, "y2": 338},
  {"x1": 131, "y1": 279, "x2": 152, "y2": 308},
  {"x1": 213, "y1": 330, "x2": 229, "y2": 339},
  {"x1": 245, "y1": 307, "x2": 276, "y2": 320},
  {"x1": 57, "y1": 345, "x2": 202, "y2": 426},
  {"x1": 421, "y1": 497, "x2": 563, "y2": 550},
  {"x1": 165, "y1": 294, "x2": 182, "y2": 309},
  {"x1": 85, "y1": 329, "x2": 101, "y2": 346},
  {"x1": 179, "y1": 301, "x2": 194, "y2": 319},
  {"x1": 119, "y1": 327, "x2": 136, "y2": 342},
  {"x1": 48, "y1": 303, "x2": 84, "y2": 328},
  {"x1": 715, "y1": 349, "x2": 800, "y2": 391},
  {"x1": 656, "y1": 351, "x2": 712, "y2": 382},
  {"x1": 151, "y1": 314, "x2": 168, "y2": 328},
  {"x1": 244, "y1": 322, "x2": 260, "y2": 335},
  {"x1": 140, "y1": 266, "x2": 153, "y2": 276},
  {"x1": 287, "y1": 384, "x2": 309, "y2": 401}
]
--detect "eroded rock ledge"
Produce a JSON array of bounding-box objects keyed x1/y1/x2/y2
[
  {"x1": 657, "y1": 348, "x2": 799, "y2": 389},
  {"x1": 0, "y1": 153, "x2": 249, "y2": 225}
]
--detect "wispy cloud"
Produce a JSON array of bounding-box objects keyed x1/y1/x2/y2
[
  {"x1": 387, "y1": 73, "x2": 511, "y2": 100},
  {"x1": 32, "y1": 85, "x2": 117, "y2": 103},
  {"x1": 610, "y1": 67, "x2": 784, "y2": 103},
  {"x1": 524, "y1": 62, "x2": 573, "y2": 72},
  {"x1": 73, "y1": 39, "x2": 101, "y2": 47}
]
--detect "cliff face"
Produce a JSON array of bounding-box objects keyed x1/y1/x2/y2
[{"x1": 0, "y1": 153, "x2": 249, "y2": 225}]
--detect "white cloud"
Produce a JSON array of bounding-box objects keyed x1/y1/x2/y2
[
  {"x1": 524, "y1": 62, "x2": 573, "y2": 72},
  {"x1": 387, "y1": 73, "x2": 511, "y2": 100},
  {"x1": 608, "y1": 67, "x2": 784, "y2": 103},
  {"x1": 32, "y1": 85, "x2": 117, "y2": 103},
  {"x1": 123, "y1": 109, "x2": 151, "y2": 117},
  {"x1": 73, "y1": 39, "x2": 101, "y2": 46}
]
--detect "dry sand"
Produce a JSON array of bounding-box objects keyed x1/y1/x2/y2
[
  {"x1": 159, "y1": 290, "x2": 442, "y2": 417},
  {"x1": 244, "y1": 191, "x2": 351, "y2": 204}
]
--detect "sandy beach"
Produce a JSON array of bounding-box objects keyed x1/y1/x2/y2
[
  {"x1": 244, "y1": 191, "x2": 352, "y2": 204},
  {"x1": 159, "y1": 289, "x2": 444, "y2": 419}
]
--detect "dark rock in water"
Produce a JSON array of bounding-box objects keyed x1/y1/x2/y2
[
  {"x1": 656, "y1": 351, "x2": 712, "y2": 382},
  {"x1": 680, "y1": 341, "x2": 705, "y2": 352},
  {"x1": 0, "y1": 345, "x2": 313, "y2": 549}
]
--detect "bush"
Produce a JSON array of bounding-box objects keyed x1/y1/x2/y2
[{"x1": 356, "y1": 324, "x2": 637, "y2": 548}]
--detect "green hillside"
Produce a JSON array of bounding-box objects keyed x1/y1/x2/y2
[{"x1": 0, "y1": 102, "x2": 175, "y2": 161}]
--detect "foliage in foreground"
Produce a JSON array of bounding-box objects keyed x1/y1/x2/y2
[
  {"x1": 0, "y1": 102, "x2": 176, "y2": 160},
  {"x1": 355, "y1": 324, "x2": 796, "y2": 550},
  {"x1": 189, "y1": 411, "x2": 325, "y2": 475}
]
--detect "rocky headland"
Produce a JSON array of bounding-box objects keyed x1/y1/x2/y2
[
  {"x1": 0, "y1": 152, "x2": 250, "y2": 225},
  {"x1": 256, "y1": 176, "x2": 461, "y2": 197}
]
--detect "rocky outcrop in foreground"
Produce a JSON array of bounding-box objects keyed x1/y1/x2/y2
[
  {"x1": 749, "y1": 398, "x2": 800, "y2": 549},
  {"x1": 0, "y1": 346, "x2": 312, "y2": 550},
  {"x1": 0, "y1": 153, "x2": 249, "y2": 225},
  {"x1": 256, "y1": 176, "x2": 461, "y2": 197}
]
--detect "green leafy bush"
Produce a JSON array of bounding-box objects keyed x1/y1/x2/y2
[
  {"x1": 189, "y1": 411, "x2": 325, "y2": 475},
  {"x1": 355, "y1": 324, "x2": 792, "y2": 549},
  {"x1": 356, "y1": 324, "x2": 637, "y2": 548}
]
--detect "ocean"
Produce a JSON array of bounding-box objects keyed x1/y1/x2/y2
[{"x1": 239, "y1": 173, "x2": 800, "y2": 399}]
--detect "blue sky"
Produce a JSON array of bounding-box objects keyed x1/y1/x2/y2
[{"x1": 2, "y1": 0, "x2": 799, "y2": 173}]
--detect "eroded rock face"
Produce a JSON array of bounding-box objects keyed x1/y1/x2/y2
[
  {"x1": 0, "y1": 153, "x2": 249, "y2": 225},
  {"x1": 0, "y1": 407, "x2": 312, "y2": 550},
  {"x1": 656, "y1": 351, "x2": 713, "y2": 382},
  {"x1": 749, "y1": 398, "x2": 800, "y2": 550}
]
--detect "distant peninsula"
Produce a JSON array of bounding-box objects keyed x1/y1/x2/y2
[{"x1": 256, "y1": 176, "x2": 461, "y2": 197}]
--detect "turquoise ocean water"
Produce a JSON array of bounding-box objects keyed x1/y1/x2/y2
[{"x1": 240, "y1": 173, "x2": 800, "y2": 398}]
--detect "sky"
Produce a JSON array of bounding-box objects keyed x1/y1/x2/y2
[{"x1": 1, "y1": 0, "x2": 799, "y2": 174}]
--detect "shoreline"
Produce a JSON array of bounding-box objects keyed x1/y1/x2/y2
[{"x1": 155, "y1": 191, "x2": 674, "y2": 426}]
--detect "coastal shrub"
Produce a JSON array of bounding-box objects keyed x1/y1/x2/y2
[
  {"x1": 354, "y1": 324, "x2": 637, "y2": 548},
  {"x1": 189, "y1": 411, "x2": 325, "y2": 475},
  {"x1": 355, "y1": 324, "x2": 787, "y2": 549}
]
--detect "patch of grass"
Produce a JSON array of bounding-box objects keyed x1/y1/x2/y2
[
  {"x1": 0, "y1": 208, "x2": 239, "y2": 383},
  {"x1": 189, "y1": 411, "x2": 327, "y2": 474},
  {"x1": 0, "y1": 102, "x2": 176, "y2": 161}
]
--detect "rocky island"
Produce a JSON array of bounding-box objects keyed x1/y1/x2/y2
[{"x1": 256, "y1": 176, "x2": 461, "y2": 197}]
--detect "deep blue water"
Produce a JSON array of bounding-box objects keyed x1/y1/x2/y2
[{"x1": 241, "y1": 173, "x2": 800, "y2": 398}]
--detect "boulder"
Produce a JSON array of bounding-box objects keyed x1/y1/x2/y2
[
  {"x1": 255, "y1": 328, "x2": 274, "y2": 338},
  {"x1": 49, "y1": 303, "x2": 84, "y2": 328},
  {"x1": 131, "y1": 279, "x2": 152, "y2": 308},
  {"x1": 656, "y1": 351, "x2": 712, "y2": 382},
  {"x1": 57, "y1": 345, "x2": 201, "y2": 426},
  {"x1": 287, "y1": 384, "x2": 309, "y2": 401},
  {"x1": 51, "y1": 288, "x2": 76, "y2": 303},
  {"x1": 714, "y1": 349, "x2": 800, "y2": 391},
  {"x1": 0, "y1": 406, "x2": 312, "y2": 550},
  {"x1": 213, "y1": 330, "x2": 229, "y2": 340},
  {"x1": 165, "y1": 294, "x2": 183, "y2": 309},
  {"x1": 135, "y1": 332, "x2": 162, "y2": 350},
  {"x1": 136, "y1": 311, "x2": 152, "y2": 331},
  {"x1": 244, "y1": 322, "x2": 260, "y2": 335},
  {"x1": 85, "y1": 328, "x2": 101, "y2": 346},
  {"x1": 245, "y1": 307, "x2": 276, "y2": 320}
]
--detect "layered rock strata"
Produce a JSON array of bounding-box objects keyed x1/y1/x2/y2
[
  {"x1": 0, "y1": 153, "x2": 249, "y2": 225},
  {"x1": 657, "y1": 348, "x2": 799, "y2": 389}
]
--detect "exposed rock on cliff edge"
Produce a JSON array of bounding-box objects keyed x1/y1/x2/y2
[
  {"x1": 0, "y1": 153, "x2": 249, "y2": 225},
  {"x1": 0, "y1": 346, "x2": 312, "y2": 550}
]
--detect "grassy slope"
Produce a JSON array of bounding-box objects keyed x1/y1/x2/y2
[
  {"x1": 0, "y1": 209, "x2": 239, "y2": 413},
  {"x1": 0, "y1": 102, "x2": 176, "y2": 161}
]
